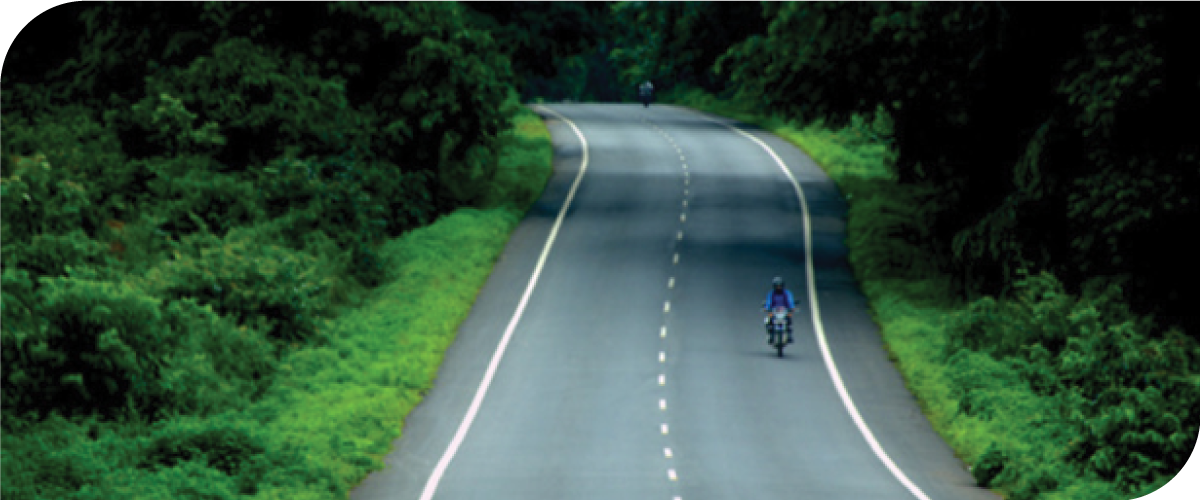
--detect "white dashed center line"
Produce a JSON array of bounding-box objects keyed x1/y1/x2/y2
[{"x1": 654, "y1": 123, "x2": 686, "y2": 500}]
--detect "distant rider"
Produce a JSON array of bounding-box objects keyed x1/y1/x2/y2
[
  {"x1": 638, "y1": 80, "x2": 654, "y2": 107},
  {"x1": 763, "y1": 276, "x2": 796, "y2": 344}
]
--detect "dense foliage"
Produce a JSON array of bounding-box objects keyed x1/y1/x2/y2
[
  {"x1": 944, "y1": 273, "x2": 1199, "y2": 499},
  {"x1": 4, "y1": 0, "x2": 512, "y2": 420},
  {"x1": 2, "y1": 2, "x2": 559, "y2": 499},
  {"x1": 608, "y1": 1, "x2": 766, "y2": 97},
  {"x1": 716, "y1": 2, "x2": 1199, "y2": 333}
]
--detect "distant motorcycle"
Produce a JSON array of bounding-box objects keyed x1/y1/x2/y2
[
  {"x1": 766, "y1": 306, "x2": 791, "y2": 357},
  {"x1": 638, "y1": 81, "x2": 654, "y2": 108}
]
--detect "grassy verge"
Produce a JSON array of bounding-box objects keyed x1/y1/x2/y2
[
  {"x1": 0, "y1": 106, "x2": 554, "y2": 500},
  {"x1": 665, "y1": 87, "x2": 1195, "y2": 500}
]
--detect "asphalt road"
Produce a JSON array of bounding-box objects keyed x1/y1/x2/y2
[{"x1": 350, "y1": 104, "x2": 1001, "y2": 500}]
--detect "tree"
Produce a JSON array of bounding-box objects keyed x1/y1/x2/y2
[{"x1": 718, "y1": 2, "x2": 1199, "y2": 330}]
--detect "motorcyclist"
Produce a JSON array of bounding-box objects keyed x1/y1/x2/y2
[
  {"x1": 638, "y1": 80, "x2": 654, "y2": 107},
  {"x1": 763, "y1": 276, "x2": 796, "y2": 344}
]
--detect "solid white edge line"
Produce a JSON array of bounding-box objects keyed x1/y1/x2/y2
[
  {"x1": 691, "y1": 110, "x2": 934, "y2": 500},
  {"x1": 417, "y1": 105, "x2": 590, "y2": 500}
]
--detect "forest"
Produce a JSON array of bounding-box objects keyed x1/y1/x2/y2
[{"x1": 3, "y1": 2, "x2": 1197, "y2": 500}]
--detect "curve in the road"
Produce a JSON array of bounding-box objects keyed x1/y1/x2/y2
[
  {"x1": 687, "y1": 111, "x2": 932, "y2": 500},
  {"x1": 351, "y1": 104, "x2": 999, "y2": 500}
]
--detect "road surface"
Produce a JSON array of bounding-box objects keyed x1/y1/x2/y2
[{"x1": 351, "y1": 103, "x2": 1000, "y2": 500}]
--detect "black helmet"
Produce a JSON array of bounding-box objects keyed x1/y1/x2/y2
[{"x1": 772, "y1": 276, "x2": 784, "y2": 288}]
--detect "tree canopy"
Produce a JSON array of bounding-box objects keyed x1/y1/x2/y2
[{"x1": 714, "y1": 2, "x2": 1198, "y2": 332}]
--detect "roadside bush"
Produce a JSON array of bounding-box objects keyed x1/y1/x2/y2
[
  {"x1": 944, "y1": 349, "x2": 1029, "y2": 422},
  {"x1": 944, "y1": 271, "x2": 1200, "y2": 496},
  {"x1": 1, "y1": 150, "x2": 99, "y2": 239},
  {"x1": 972, "y1": 442, "x2": 1009, "y2": 487},
  {"x1": 142, "y1": 416, "x2": 265, "y2": 477},
  {"x1": 1, "y1": 230, "x2": 109, "y2": 279},
  {"x1": 253, "y1": 154, "x2": 435, "y2": 286},
  {"x1": 1, "y1": 273, "x2": 174, "y2": 420},
  {"x1": 476, "y1": 105, "x2": 554, "y2": 210},
  {"x1": 145, "y1": 228, "x2": 334, "y2": 344},
  {"x1": 1055, "y1": 321, "x2": 1200, "y2": 494},
  {"x1": 142, "y1": 158, "x2": 264, "y2": 237},
  {"x1": 157, "y1": 299, "x2": 278, "y2": 415},
  {"x1": 842, "y1": 179, "x2": 946, "y2": 282},
  {"x1": 2, "y1": 105, "x2": 130, "y2": 236},
  {"x1": 0, "y1": 415, "x2": 114, "y2": 500}
]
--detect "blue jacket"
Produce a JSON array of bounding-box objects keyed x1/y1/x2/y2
[{"x1": 764, "y1": 289, "x2": 796, "y2": 311}]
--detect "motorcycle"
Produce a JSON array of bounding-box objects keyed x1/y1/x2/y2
[
  {"x1": 639, "y1": 92, "x2": 652, "y2": 108},
  {"x1": 766, "y1": 306, "x2": 792, "y2": 357}
]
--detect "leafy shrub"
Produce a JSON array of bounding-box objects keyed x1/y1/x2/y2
[
  {"x1": 2, "y1": 150, "x2": 98, "y2": 239},
  {"x1": 476, "y1": 104, "x2": 555, "y2": 211},
  {"x1": 1, "y1": 230, "x2": 109, "y2": 280},
  {"x1": 2, "y1": 273, "x2": 175, "y2": 419},
  {"x1": 101, "y1": 213, "x2": 182, "y2": 273},
  {"x1": 972, "y1": 442, "x2": 1009, "y2": 487},
  {"x1": 141, "y1": 157, "x2": 264, "y2": 237},
  {"x1": 0, "y1": 415, "x2": 111, "y2": 500},
  {"x1": 944, "y1": 348, "x2": 1030, "y2": 421},
  {"x1": 142, "y1": 416, "x2": 265, "y2": 477},
  {"x1": 1056, "y1": 321, "x2": 1200, "y2": 494},
  {"x1": 157, "y1": 299, "x2": 278, "y2": 415},
  {"x1": 131, "y1": 37, "x2": 361, "y2": 166},
  {"x1": 946, "y1": 271, "x2": 1082, "y2": 360},
  {"x1": 2, "y1": 105, "x2": 130, "y2": 236},
  {"x1": 145, "y1": 228, "x2": 334, "y2": 343},
  {"x1": 944, "y1": 271, "x2": 1200, "y2": 495},
  {"x1": 252, "y1": 154, "x2": 435, "y2": 286},
  {"x1": 128, "y1": 92, "x2": 227, "y2": 155},
  {"x1": 842, "y1": 179, "x2": 947, "y2": 281},
  {"x1": 126, "y1": 415, "x2": 280, "y2": 499},
  {"x1": 1007, "y1": 467, "x2": 1062, "y2": 500}
]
